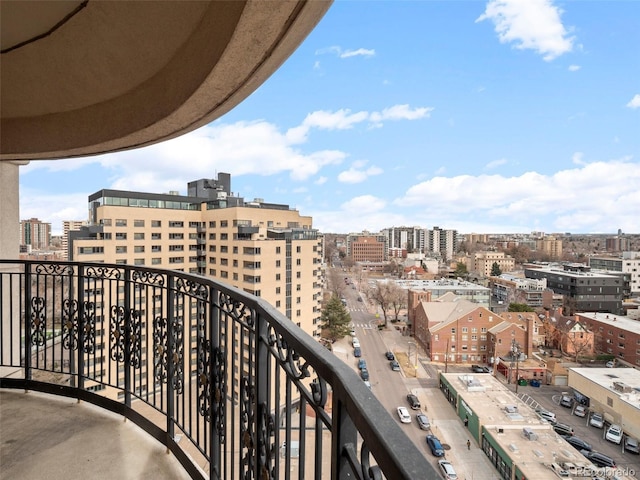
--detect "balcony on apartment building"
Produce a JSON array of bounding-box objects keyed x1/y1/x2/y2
[{"x1": 0, "y1": 259, "x2": 434, "y2": 479}]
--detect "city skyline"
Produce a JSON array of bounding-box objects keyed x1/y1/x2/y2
[{"x1": 19, "y1": 1, "x2": 640, "y2": 236}]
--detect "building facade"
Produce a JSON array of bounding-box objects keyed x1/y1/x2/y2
[
  {"x1": 490, "y1": 274, "x2": 547, "y2": 308},
  {"x1": 524, "y1": 263, "x2": 627, "y2": 315},
  {"x1": 70, "y1": 173, "x2": 324, "y2": 337},
  {"x1": 381, "y1": 226, "x2": 426, "y2": 255},
  {"x1": 20, "y1": 217, "x2": 51, "y2": 250},
  {"x1": 471, "y1": 251, "x2": 515, "y2": 277},
  {"x1": 577, "y1": 312, "x2": 640, "y2": 368},
  {"x1": 427, "y1": 226, "x2": 457, "y2": 262},
  {"x1": 535, "y1": 235, "x2": 563, "y2": 259},
  {"x1": 590, "y1": 252, "x2": 640, "y2": 297},
  {"x1": 346, "y1": 233, "x2": 387, "y2": 263}
]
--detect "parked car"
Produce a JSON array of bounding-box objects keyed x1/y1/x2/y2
[
  {"x1": 585, "y1": 451, "x2": 616, "y2": 468},
  {"x1": 605, "y1": 360, "x2": 615, "y2": 368},
  {"x1": 416, "y1": 413, "x2": 430, "y2": 430},
  {"x1": 397, "y1": 407, "x2": 411, "y2": 424},
  {"x1": 535, "y1": 408, "x2": 557, "y2": 424},
  {"x1": 623, "y1": 436, "x2": 639, "y2": 454},
  {"x1": 385, "y1": 351, "x2": 395, "y2": 360},
  {"x1": 390, "y1": 360, "x2": 400, "y2": 371},
  {"x1": 471, "y1": 365, "x2": 485, "y2": 373},
  {"x1": 426, "y1": 434, "x2": 445, "y2": 457},
  {"x1": 357, "y1": 359, "x2": 367, "y2": 370},
  {"x1": 407, "y1": 393, "x2": 421, "y2": 410},
  {"x1": 352, "y1": 337, "x2": 360, "y2": 348},
  {"x1": 529, "y1": 379, "x2": 541, "y2": 387},
  {"x1": 353, "y1": 347, "x2": 362, "y2": 358},
  {"x1": 438, "y1": 459, "x2": 458, "y2": 480},
  {"x1": 360, "y1": 368, "x2": 370, "y2": 381},
  {"x1": 350, "y1": 328, "x2": 356, "y2": 336},
  {"x1": 553, "y1": 423, "x2": 574, "y2": 436},
  {"x1": 605, "y1": 424, "x2": 623, "y2": 444},
  {"x1": 589, "y1": 412, "x2": 604, "y2": 429},
  {"x1": 573, "y1": 405, "x2": 587, "y2": 417},
  {"x1": 563, "y1": 435, "x2": 592, "y2": 452},
  {"x1": 560, "y1": 395, "x2": 573, "y2": 408}
]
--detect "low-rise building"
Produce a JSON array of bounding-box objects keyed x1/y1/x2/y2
[{"x1": 577, "y1": 312, "x2": 640, "y2": 368}]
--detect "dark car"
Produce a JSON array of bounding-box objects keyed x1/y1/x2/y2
[
  {"x1": 357, "y1": 359, "x2": 367, "y2": 370},
  {"x1": 471, "y1": 365, "x2": 485, "y2": 373},
  {"x1": 563, "y1": 435, "x2": 592, "y2": 452},
  {"x1": 624, "y1": 436, "x2": 640, "y2": 454},
  {"x1": 553, "y1": 423, "x2": 574, "y2": 436},
  {"x1": 416, "y1": 413, "x2": 430, "y2": 431},
  {"x1": 407, "y1": 393, "x2": 421, "y2": 410},
  {"x1": 585, "y1": 451, "x2": 616, "y2": 468},
  {"x1": 385, "y1": 351, "x2": 395, "y2": 360},
  {"x1": 353, "y1": 347, "x2": 361, "y2": 358},
  {"x1": 390, "y1": 360, "x2": 400, "y2": 371},
  {"x1": 360, "y1": 368, "x2": 369, "y2": 381},
  {"x1": 426, "y1": 434, "x2": 444, "y2": 457}
]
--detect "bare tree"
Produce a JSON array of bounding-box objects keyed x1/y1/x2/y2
[
  {"x1": 389, "y1": 283, "x2": 406, "y2": 321},
  {"x1": 369, "y1": 282, "x2": 395, "y2": 326},
  {"x1": 327, "y1": 267, "x2": 347, "y2": 298},
  {"x1": 562, "y1": 325, "x2": 593, "y2": 362}
]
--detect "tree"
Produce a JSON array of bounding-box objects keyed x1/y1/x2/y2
[
  {"x1": 320, "y1": 295, "x2": 352, "y2": 341},
  {"x1": 369, "y1": 282, "x2": 394, "y2": 326},
  {"x1": 454, "y1": 262, "x2": 468, "y2": 278},
  {"x1": 388, "y1": 283, "x2": 407, "y2": 321},
  {"x1": 508, "y1": 303, "x2": 534, "y2": 312},
  {"x1": 490, "y1": 262, "x2": 502, "y2": 277},
  {"x1": 327, "y1": 267, "x2": 347, "y2": 298}
]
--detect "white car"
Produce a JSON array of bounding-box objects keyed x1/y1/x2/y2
[
  {"x1": 438, "y1": 460, "x2": 458, "y2": 480},
  {"x1": 605, "y1": 424, "x2": 623, "y2": 444},
  {"x1": 352, "y1": 337, "x2": 360, "y2": 348},
  {"x1": 535, "y1": 408, "x2": 556, "y2": 424},
  {"x1": 589, "y1": 412, "x2": 604, "y2": 429},
  {"x1": 397, "y1": 407, "x2": 411, "y2": 424},
  {"x1": 573, "y1": 405, "x2": 587, "y2": 417}
]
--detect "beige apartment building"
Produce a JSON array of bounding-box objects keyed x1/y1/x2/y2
[
  {"x1": 536, "y1": 235, "x2": 563, "y2": 259},
  {"x1": 470, "y1": 251, "x2": 515, "y2": 276},
  {"x1": 70, "y1": 174, "x2": 324, "y2": 338}
]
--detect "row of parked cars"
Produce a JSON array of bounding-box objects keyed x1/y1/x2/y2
[{"x1": 534, "y1": 398, "x2": 639, "y2": 469}]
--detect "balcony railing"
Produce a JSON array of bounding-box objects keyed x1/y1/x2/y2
[{"x1": 0, "y1": 260, "x2": 435, "y2": 480}]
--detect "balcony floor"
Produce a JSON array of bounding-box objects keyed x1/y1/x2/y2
[{"x1": 0, "y1": 389, "x2": 191, "y2": 480}]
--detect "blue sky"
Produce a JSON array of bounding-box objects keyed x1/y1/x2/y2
[{"x1": 20, "y1": 0, "x2": 640, "y2": 236}]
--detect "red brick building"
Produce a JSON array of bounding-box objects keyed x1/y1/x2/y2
[{"x1": 577, "y1": 312, "x2": 640, "y2": 367}]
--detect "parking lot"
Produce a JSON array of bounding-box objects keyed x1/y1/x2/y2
[{"x1": 515, "y1": 383, "x2": 640, "y2": 475}]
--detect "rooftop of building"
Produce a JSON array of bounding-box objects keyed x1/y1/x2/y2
[
  {"x1": 389, "y1": 278, "x2": 490, "y2": 291},
  {"x1": 440, "y1": 373, "x2": 591, "y2": 479},
  {"x1": 569, "y1": 368, "x2": 640, "y2": 410},
  {"x1": 577, "y1": 312, "x2": 640, "y2": 332},
  {"x1": 524, "y1": 263, "x2": 622, "y2": 278}
]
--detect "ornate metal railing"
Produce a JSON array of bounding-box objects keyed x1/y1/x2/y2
[{"x1": 0, "y1": 260, "x2": 435, "y2": 479}]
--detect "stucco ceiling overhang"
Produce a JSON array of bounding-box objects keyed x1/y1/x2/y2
[{"x1": 0, "y1": 0, "x2": 331, "y2": 161}]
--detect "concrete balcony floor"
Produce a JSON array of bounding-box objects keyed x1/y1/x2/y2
[{"x1": 0, "y1": 389, "x2": 191, "y2": 480}]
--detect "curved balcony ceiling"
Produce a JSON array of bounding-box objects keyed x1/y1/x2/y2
[{"x1": 0, "y1": 0, "x2": 331, "y2": 160}]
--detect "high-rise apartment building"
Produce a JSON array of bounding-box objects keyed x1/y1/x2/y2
[
  {"x1": 428, "y1": 226, "x2": 457, "y2": 262},
  {"x1": 63, "y1": 220, "x2": 89, "y2": 260},
  {"x1": 346, "y1": 232, "x2": 387, "y2": 262},
  {"x1": 381, "y1": 226, "x2": 427, "y2": 256},
  {"x1": 19, "y1": 217, "x2": 51, "y2": 250},
  {"x1": 70, "y1": 173, "x2": 324, "y2": 337},
  {"x1": 535, "y1": 236, "x2": 563, "y2": 259}
]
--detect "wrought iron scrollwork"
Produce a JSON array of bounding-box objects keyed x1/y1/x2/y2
[
  {"x1": 270, "y1": 331, "x2": 310, "y2": 381},
  {"x1": 110, "y1": 305, "x2": 126, "y2": 362},
  {"x1": 30, "y1": 297, "x2": 46, "y2": 346},
  {"x1": 131, "y1": 269, "x2": 165, "y2": 286},
  {"x1": 197, "y1": 334, "x2": 211, "y2": 421},
  {"x1": 212, "y1": 347, "x2": 226, "y2": 442},
  {"x1": 82, "y1": 301, "x2": 96, "y2": 354},
  {"x1": 240, "y1": 376, "x2": 256, "y2": 479},
  {"x1": 257, "y1": 402, "x2": 276, "y2": 480},
  {"x1": 153, "y1": 316, "x2": 168, "y2": 385},
  {"x1": 220, "y1": 292, "x2": 253, "y2": 328},
  {"x1": 360, "y1": 443, "x2": 383, "y2": 480},
  {"x1": 170, "y1": 316, "x2": 184, "y2": 393},
  {"x1": 109, "y1": 305, "x2": 141, "y2": 366},
  {"x1": 34, "y1": 263, "x2": 74, "y2": 276},
  {"x1": 175, "y1": 277, "x2": 208, "y2": 299},
  {"x1": 62, "y1": 299, "x2": 79, "y2": 350},
  {"x1": 85, "y1": 265, "x2": 122, "y2": 279}
]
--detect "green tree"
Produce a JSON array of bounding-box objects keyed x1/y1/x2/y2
[
  {"x1": 490, "y1": 262, "x2": 502, "y2": 276},
  {"x1": 508, "y1": 303, "x2": 534, "y2": 312},
  {"x1": 454, "y1": 262, "x2": 468, "y2": 278},
  {"x1": 320, "y1": 295, "x2": 352, "y2": 341}
]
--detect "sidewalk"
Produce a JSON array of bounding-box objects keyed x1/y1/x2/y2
[{"x1": 378, "y1": 326, "x2": 500, "y2": 480}]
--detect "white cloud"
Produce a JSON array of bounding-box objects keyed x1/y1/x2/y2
[
  {"x1": 341, "y1": 195, "x2": 387, "y2": 215},
  {"x1": 315, "y1": 176, "x2": 328, "y2": 185},
  {"x1": 338, "y1": 165, "x2": 384, "y2": 184},
  {"x1": 315, "y1": 46, "x2": 375, "y2": 58},
  {"x1": 572, "y1": 152, "x2": 585, "y2": 165},
  {"x1": 340, "y1": 48, "x2": 375, "y2": 58},
  {"x1": 394, "y1": 158, "x2": 640, "y2": 232},
  {"x1": 626, "y1": 94, "x2": 640, "y2": 109},
  {"x1": 568, "y1": 65, "x2": 581, "y2": 71},
  {"x1": 477, "y1": 0, "x2": 575, "y2": 61},
  {"x1": 485, "y1": 158, "x2": 508, "y2": 170}
]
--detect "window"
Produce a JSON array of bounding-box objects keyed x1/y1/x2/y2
[
  {"x1": 151, "y1": 258, "x2": 161, "y2": 265},
  {"x1": 296, "y1": 310, "x2": 301, "y2": 317},
  {"x1": 151, "y1": 245, "x2": 161, "y2": 252},
  {"x1": 151, "y1": 233, "x2": 161, "y2": 240},
  {"x1": 276, "y1": 287, "x2": 281, "y2": 294},
  {"x1": 209, "y1": 233, "x2": 216, "y2": 240},
  {"x1": 481, "y1": 327, "x2": 487, "y2": 333},
  {"x1": 169, "y1": 257, "x2": 184, "y2": 264},
  {"x1": 296, "y1": 259, "x2": 301, "y2": 266},
  {"x1": 116, "y1": 246, "x2": 127, "y2": 253},
  {"x1": 209, "y1": 269, "x2": 216, "y2": 275},
  {"x1": 276, "y1": 260, "x2": 281, "y2": 267},
  {"x1": 220, "y1": 271, "x2": 228, "y2": 278},
  {"x1": 276, "y1": 246, "x2": 281, "y2": 254},
  {"x1": 169, "y1": 245, "x2": 184, "y2": 251},
  {"x1": 220, "y1": 246, "x2": 228, "y2": 253},
  {"x1": 169, "y1": 233, "x2": 184, "y2": 240},
  {"x1": 209, "y1": 245, "x2": 216, "y2": 252},
  {"x1": 434, "y1": 334, "x2": 439, "y2": 341},
  {"x1": 233, "y1": 246, "x2": 238, "y2": 254},
  {"x1": 116, "y1": 219, "x2": 127, "y2": 226},
  {"x1": 296, "y1": 246, "x2": 301, "y2": 253},
  {"x1": 102, "y1": 219, "x2": 112, "y2": 226},
  {"x1": 276, "y1": 301, "x2": 281, "y2": 308},
  {"x1": 462, "y1": 327, "x2": 468, "y2": 333},
  {"x1": 151, "y1": 220, "x2": 161, "y2": 227},
  {"x1": 451, "y1": 328, "x2": 456, "y2": 334},
  {"x1": 220, "y1": 220, "x2": 228, "y2": 227},
  {"x1": 115, "y1": 233, "x2": 127, "y2": 240},
  {"x1": 134, "y1": 259, "x2": 144, "y2": 265},
  {"x1": 276, "y1": 274, "x2": 281, "y2": 281},
  {"x1": 134, "y1": 246, "x2": 144, "y2": 253},
  {"x1": 221, "y1": 233, "x2": 228, "y2": 240},
  {"x1": 134, "y1": 232, "x2": 144, "y2": 240},
  {"x1": 209, "y1": 221, "x2": 216, "y2": 228},
  {"x1": 169, "y1": 221, "x2": 184, "y2": 228}
]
